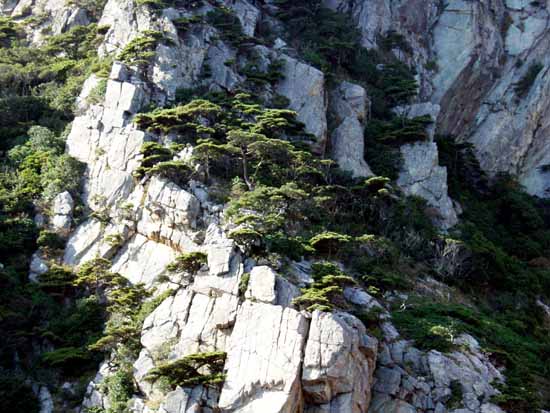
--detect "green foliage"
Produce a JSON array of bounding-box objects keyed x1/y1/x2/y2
[
  {"x1": 293, "y1": 263, "x2": 355, "y2": 312},
  {"x1": 37, "y1": 230, "x2": 65, "y2": 250},
  {"x1": 118, "y1": 30, "x2": 166, "y2": 68},
  {"x1": 238, "y1": 272, "x2": 250, "y2": 298},
  {"x1": 101, "y1": 366, "x2": 135, "y2": 413},
  {"x1": 228, "y1": 227, "x2": 263, "y2": 251},
  {"x1": 0, "y1": 374, "x2": 40, "y2": 413},
  {"x1": 435, "y1": 136, "x2": 550, "y2": 410},
  {"x1": 309, "y1": 231, "x2": 352, "y2": 256},
  {"x1": 514, "y1": 62, "x2": 543, "y2": 98},
  {"x1": 145, "y1": 351, "x2": 227, "y2": 388},
  {"x1": 239, "y1": 57, "x2": 285, "y2": 86},
  {"x1": 137, "y1": 0, "x2": 204, "y2": 12},
  {"x1": 206, "y1": 7, "x2": 248, "y2": 47},
  {"x1": 172, "y1": 15, "x2": 204, "y2": 33},
  {"x1": 78, "y1": 259, "x2": 172, "y2": 366},
  {"x1": 87, "y1": 78, "x2": 108, "y2": 105},
  {"x1": 134, "y1": 142, "x2": 193, "y2": 184},
  {"x1": 134, "y1": 141, "x2": 175, "y2": 177},
  {"x1": 0, "y1": 9, "x2": 110, "y2": 403},
  {"x1": 364, "y1": 116, "x2": 432, "y2": 179},
  {"x1": 0, "y1": 17, "x2": 22, "y2": 48},
  {"x1": 167, "y1": 252, "x2": 208, "y2": 274},
  {"x1": 392, "y1": 298, "x2": 548, "y2": 411},
  {"x1": 448, "y1": 380, "x2": 464, "y2": 409},
  {"x1": 38, "y1": 264, "x2": 75, "y2": 290},
  {"x1": 274, "y1": 0, "x2": 417, "y2": 113},
  {"x1": 135, "y1": 99, "x2": 222, "y2": 135},
  {"x1": 380, "y1": 30, "x2": 413, "y2": 54},
  {"x1": 275, "y1": 2, "x2": 363, "y2": 73},
  {"x1": 438, "y1": 136, "x2": 550, "y2": 294},
  {"x1": 42, "y1": 346, "x2": 91, "y2": 369}
]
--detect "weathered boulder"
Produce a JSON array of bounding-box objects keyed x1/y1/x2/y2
[
  {"x1": 277, "y1": 55, "x2": 327, "y2": 153},
  {"x1": 29, "y1": 252, "x2": 49, "y2": 282},
  {"x1": 344, "y1": 287, "x2": 383, "y2": 311},
  {"x1": 63, "y1": 219, "x2": 105, "y2": 266},
  {"x1": 111, "y1": 234, "x2": 177, "y2": 285},
  {"x1": 37, "y1": 385, "x2": 54, "y2": 413},
  {"x1": 98, "y1": 0, "x2": 156, "y2": 56},
  {"x1": 229, "y1": 0, "x2": 260, "y2": 37},
  {"x1": 302, "y1": 311, "x2": 378, "y2": 412},
  {"x1": 10, "y1": 0, "x2": 90, "y2": 43},
  {"x1": 468, "y1": 61, "x2": 550, "y2": 197},
  {"x1": 370, "y1": 330, "x2": 505, "y2": 413},
  {"x1": 398, "y1": 141, "x2": 458, "y2": 229},
  {"x1": 172, "y1": 291, "x2": 239, "y2": 358},
  {"x1": 137, "y1": 176, "x2": 201, "y2": 250},
  {"x1": 203, "y1": 224, "x2": 237, "y2": 277},
  {"x1": 329, "y1": 81, "x2": 373, "y2": 178},
  {"x1": 141, "y1": 289, "x2": 194, "y2": 352},
  {"x1": 50, "y1": 191, "x2": 74, "y2": 236},
  {"x1": 218, "y1": 301, "x2": 309, "y2": 412},
  {"x1": 245, "y1": 265, "x2": 277, "y2": 304}
]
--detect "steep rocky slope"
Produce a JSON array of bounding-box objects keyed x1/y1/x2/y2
[{"x1": 1, "y1": 1, "x2": 550, "y2": 413}]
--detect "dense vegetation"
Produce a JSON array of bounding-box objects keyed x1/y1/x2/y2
[{"x1": 0, "y1": 14, "x2": 111, "y2": 413}]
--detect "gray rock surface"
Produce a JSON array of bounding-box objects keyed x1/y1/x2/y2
[
  {"x1": 329, "y1": 81, "x2": 373, "y2": 178},
  {"x1": 302, "y1": 311, "x2": 378, "y2": 412},
  {"x1": 29, "y1": 252, "x2": 49, "y2": 282},
  {"x1": 50, "y1": 191, "x2": 74, "y2": 236},
  {"x1": 369, "y1": 329, "x2": 504, "y2": 413},
  {"x1": 218, "y1": 302, "x2": 309, "y2": 413},
  {"x1": 277, "y1": 55, "x2": 328, "y2": 153},
  {"x1": 245, "y1": 265, "x2": 277, "y2": 304},
  {"x1": 397, "y1": 141, "x2": 458, "y2": 229}
]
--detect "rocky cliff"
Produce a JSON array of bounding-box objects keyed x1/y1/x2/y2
[{"x1": 2, "y1": 1, "x2": 550, "y2": 413}]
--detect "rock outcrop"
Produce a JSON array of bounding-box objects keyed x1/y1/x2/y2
[
  {"x1": 277, "y1": 55, "x2": 328, "y2": 153},
  {"x1": 302, "y1": 311, "x2": 378, "y2": 413},
  {"x1": 329, "y1": 81, "x2": 373, "y2": 178},
  {"x1": 370, "y1": 332, "x2": 505, "y2": 413}
]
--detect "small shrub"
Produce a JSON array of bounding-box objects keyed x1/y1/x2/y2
[
  {"x1": 41, "y1": 346, "x2": 92, "y2": 372},
  {"x1": 228, "y1": 227, "x2": 262, "y2": 251},
  {"x1": 38, "y1": 264, "x2": 75, "y2": 290},
  {"x1": 448, "y1": 380, "x2": 464, "y2": 409},
  {"x1": 37, "y1": 230, "x2": 65, "y2": 249},
  {"x1": 101, "y1": 367, "x2": 134, "y2": 413},
  {"x1": 293, "y1": 265, "x2": 355, "y2": 312},
  {"x1": 118, "y1": 30, "x2": 165, "y2": 68},
  {"x1": 145, "y1": 351, "x2": 227, "y2": 388},
  {"x1": 86, "y1": 78, "x2": 108, "y2": 105},
  {"x1": 238, "y1": 272, "x2": 250, "y2": 298},
  {"x1": 309, "y1": 231, "x2": 352, "y2": 256},
  {"x1": 206, "y1": 7, "x2": 247, "y2": 47},
  {"x1": 167, "y1": 251, "x2": 207, "y2": 274}
]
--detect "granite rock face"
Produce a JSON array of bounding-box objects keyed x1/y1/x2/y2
[
  {"x1": 369, "y1": 332, "x2": 505, "y2": 413},
  {"x1": 396, "y1": 103, "x2": 458, "y2": 229},
  {"x1": 329, "y1": 81, "x2": 373, "y2": 178},
  {"x1": 11, "y1": 1, "x2": 539, "y2": 412},
  {"x1": 50, "y1": 191, "x2": 74, "y2": 236},
  {"x1": 218, "y1": 302, "x2": 309, "y2": 413},
  {"x1": 302, "y1": 311, "x2": 378, "y2": 413},
  {"x1": 398, "y1": 141, "x2": 458, "y2": 229},
  {"x1": 277, "y1": 54, "x2": 328, "y2": 153}
]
